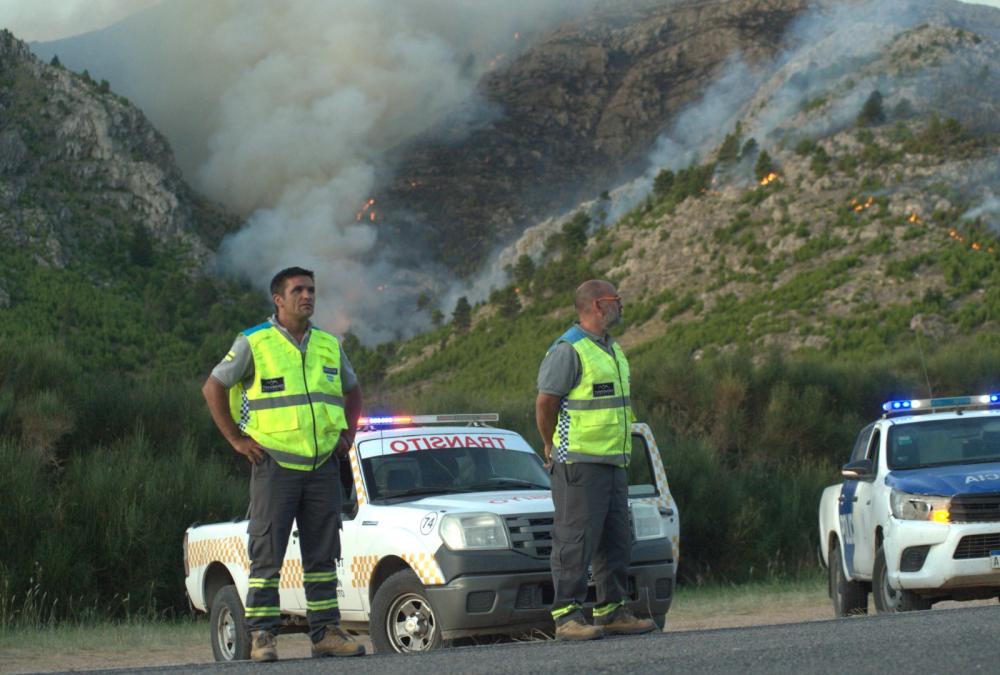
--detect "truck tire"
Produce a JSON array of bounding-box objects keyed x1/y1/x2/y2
[
  {"x1": 873, "y1": 546, "x2": 931, "y2": 613},
  {"x1": 210, "y1": 585, "x2": 251, "y2": 662},
  {"x1": 829, "y1": 539, "x2": 868, "y2": 617},
  {"x1": 370, "y1": 568, "x2": 444, "y2": 653}
]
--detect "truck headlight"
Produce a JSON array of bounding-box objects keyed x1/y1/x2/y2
[
  {"x1": 631, "y1": 502, "x2": 665, "y2": 540},
  {"x1": 890, "y1": 489, "x2": 950, "y2": 523},
  {"x1": 439, "y1": 513, "x2": 510, "y2": 550}
]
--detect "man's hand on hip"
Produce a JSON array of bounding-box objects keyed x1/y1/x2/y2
[{"x1": 231, "y1": 435, "x2": 265, "y2": 464}]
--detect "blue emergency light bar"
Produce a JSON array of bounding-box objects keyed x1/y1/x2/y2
[{"x1": 882, "y1": 394, "x2": 1000, "y2": 413}]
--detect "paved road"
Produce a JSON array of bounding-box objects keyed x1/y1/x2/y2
[{"x1": 78, "y1": 605, "x2": 1000, "y2": 674}]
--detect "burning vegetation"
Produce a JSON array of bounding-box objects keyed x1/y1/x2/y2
[
  {"x1": 949, "y1": 229, "x2": 995, "y2": 254},
  {"x1": 851, "y1": 196, "x2": 876, "y2": 212},
  {"x1": 356, "y1": 198, "x2": 377, "y2": 222}
]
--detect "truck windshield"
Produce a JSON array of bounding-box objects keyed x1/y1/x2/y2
[
  {"x1": 889, "y1": 417, "x2": 1000, "y2": 469},
  {"x1": 362, "y1": 447, "x2": 550, "y2": 501}
]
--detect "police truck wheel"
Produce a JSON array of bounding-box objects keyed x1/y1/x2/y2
[
  {"x1": 370, "y1": 569, "x2": 444, "y2": 653},
  {"x1": 829, "y1": 539, "x2": 868, "y2": 617},
  {"x1": 210, "y1": 585, "x2": 251, "y2": 662},
  {"x1": 873, "y1": 546, "x2": 931, "y2": 613}
]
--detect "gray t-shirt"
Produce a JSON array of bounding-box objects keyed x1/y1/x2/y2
[
  {"x1": 537, "y1": 324, "x2": 616, "y2": 397},
  {"x1": 211, "y1": 316, "x2": 358, "y2": 392}
]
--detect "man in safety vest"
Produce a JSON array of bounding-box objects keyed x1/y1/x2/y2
[
  {"x1": 202, "y1": 266, "x2": 365, "y2": 661},
  {"x1": 535, "y1": 279, "x2": 656, "y2": 640}
]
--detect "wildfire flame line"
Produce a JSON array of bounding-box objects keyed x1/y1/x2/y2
[
  {"x1": 759, "y1": 172, "x2": 779, "y2": 187},
  {"x1": 949, "y1": 229, "x2": 995, "y2": 254}
]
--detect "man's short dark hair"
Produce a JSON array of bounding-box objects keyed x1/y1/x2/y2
[{"x1": 270, "y1": 266, "x2": 314, "y2": 298}]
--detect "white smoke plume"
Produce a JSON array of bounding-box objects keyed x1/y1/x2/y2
[
  {"x1": 34, "y1": 0, "x2": 600, "y2": 342},
  {"x1": 963, "y1": 196, "x2": 1000, "y2": 231}
]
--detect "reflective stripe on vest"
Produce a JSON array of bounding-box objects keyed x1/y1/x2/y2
[
  {"x1": 228, "y1": 322, "x2": 347, "y2": 471},
  {"x1": 550, "y1": 326, "x2": 633, "y2": 466}
]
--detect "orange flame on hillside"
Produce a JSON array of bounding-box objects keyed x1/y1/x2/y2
[
  {"x1": 356, "y1": 198, "x2": 377, "y2": 222},
  {"x1": 759, "y1": 172, "x2": 779, "y2": 186},
  {"x1": 850, "y1": 196, "x2": 875, "y2": 212},
  {"x1": 908, "y1": 213, "x2": 922, "y2": 224},
  {"x1": 949, "y1": 228, "x2": 995, "y2": 253}
]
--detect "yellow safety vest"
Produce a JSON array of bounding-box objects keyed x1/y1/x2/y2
[
  {"x1": 550, "y1": 326, "x2": 633, "y2": 466},
  {"x1": 229, "y1": 321, "x2": 347, "y2": 471}
]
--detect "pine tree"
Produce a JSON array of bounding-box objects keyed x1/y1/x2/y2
[
  {"x1": 49, "y1": 54, "x2": 61, "y2": 68},
  {"x1": 452, "y1": 296, "x2": 471, "y2": 331},
  {"x1": 857, "y1": 90, "x2": 885, "y2": 126},
  {"x1": 754, "y1": 150, "x2": 775, "y2": 181},
  {"x1": 513, "y1": 254, "x2": 535, "y2": 289}
]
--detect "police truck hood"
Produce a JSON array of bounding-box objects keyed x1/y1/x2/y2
[
  {"x1": 886, "y1": 462, "x2": 1000, "y2": 496},
  {"x1": 389, "y1": 490, "x2": 553, "y2": 515}
]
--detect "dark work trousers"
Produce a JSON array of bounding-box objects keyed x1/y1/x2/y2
[
  {"x1": 549, "y1": 461, "x2": 630, "y2": 623},
  {"x1": 246, "y1": 453, "x2": 342, "y2": 643}
]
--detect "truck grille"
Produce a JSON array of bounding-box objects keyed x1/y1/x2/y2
[
  {"x1": 950, "y1": 493, "x2": 1000, "y2": 523},
  {"x1": 953, "y1": 533, "x2": 1000, "y2": 559},
  {"x1": 505, "y1": 514, "x2": 554, "y2": 559}
]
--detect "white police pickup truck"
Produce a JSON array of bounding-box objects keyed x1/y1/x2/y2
[
  {"x1": 184, "y1": 414, "x2": 679, "y2": 659},
  {"x1": 819, "y1": 394, "x2": 1000, "y2": 616}
]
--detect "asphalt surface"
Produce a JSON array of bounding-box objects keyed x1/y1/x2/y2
[{"x1": 63, "y1": 605, "x2": 1000, "y2": 674}]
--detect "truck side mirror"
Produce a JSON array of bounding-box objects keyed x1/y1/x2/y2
[{"x1": 841, "y1": 459, "x2": 874, "y2": 480}]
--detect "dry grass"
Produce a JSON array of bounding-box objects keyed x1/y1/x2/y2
[{"x1": 666, "y1": 575, "x2": 829, "y2": 632}]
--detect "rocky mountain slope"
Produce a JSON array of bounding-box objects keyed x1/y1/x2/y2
[
  {"x1": 380, "y1": 0, "x2": 811, "y2": 268},
  {"x1": 377, "y1": 12, "x2": 1000, "y2": 393},
  {"x1": 0, "y1": 30, "x2": 237, "y2": 275},
  {"x1": 0, "y1": 30, "x2": 260, "y2": 373}
]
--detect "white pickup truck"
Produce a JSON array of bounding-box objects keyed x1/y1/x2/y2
[
  {"x1": 819, "y1": 395, "x2": 1000, "y2": 616},
  {"x1": 184, "y1": 414, "x2": 679, "y2": 660}
]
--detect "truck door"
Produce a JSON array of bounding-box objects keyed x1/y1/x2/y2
[
  {"x1": 839, "y1": 423, "x2": 874, "y2": 579},
  {"x1": 849, "y1": 427, "x2": 881, "y2": 578},
  {"x1": 628, "y1": 423, "x2": 680, "y2": 571}
]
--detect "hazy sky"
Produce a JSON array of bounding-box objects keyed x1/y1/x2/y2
[
  {"x1": 2, "y1": 0, "x2": 1000, "y2": 41},
  {"x1": 0, "y1": 0, "x2": 160, "y2": 41}
]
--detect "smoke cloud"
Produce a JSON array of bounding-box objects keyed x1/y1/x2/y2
[{"x1": 34, "y1": 0, "x2": 599, "y2": 342}]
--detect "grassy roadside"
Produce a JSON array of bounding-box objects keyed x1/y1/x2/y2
[
  {"x1": 668, "y1": 574, "x2": 828, "y2": 631},
  {"x1": 0, "y1": 618, "x2": 209, "y2": 674},
  {"x1": 0, "y1": 577, "x2": 832, "y2": 673}
]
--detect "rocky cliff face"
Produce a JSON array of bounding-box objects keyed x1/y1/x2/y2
[
  {"x1": 380, "y1": 0, "x2": 810, "y2": 268},
  {"x1": 0, "y1": 29, "x2": 237, "y2": 274}
]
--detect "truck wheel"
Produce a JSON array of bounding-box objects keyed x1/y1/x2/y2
[
  {"x1": 873, "y1": 546, "x2": 931, "y2": 613},
  {"x1": 829, "y1": 539, "x2": 868, "y2": 616},
  {"x1": 209, "y1": 585, "x2": 251, "y2": 662},
  {"x1": 370, "y1": 569, "x2": 444, "y2": 653}
]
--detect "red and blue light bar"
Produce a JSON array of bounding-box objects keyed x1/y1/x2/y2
[
  {"x1": 357, "y1": 413, "x2": 499, "y2": 429},
  {"x1": 882, "y1": 394, "x2": 1000, "y2": 413}
]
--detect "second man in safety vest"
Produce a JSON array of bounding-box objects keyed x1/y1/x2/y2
[
  {"x1": 535, "y1": 279, "x2": 657, "y2": 640},
  {"x1": 202, "y1": 266, "x2": 365, "y2": 661}
]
